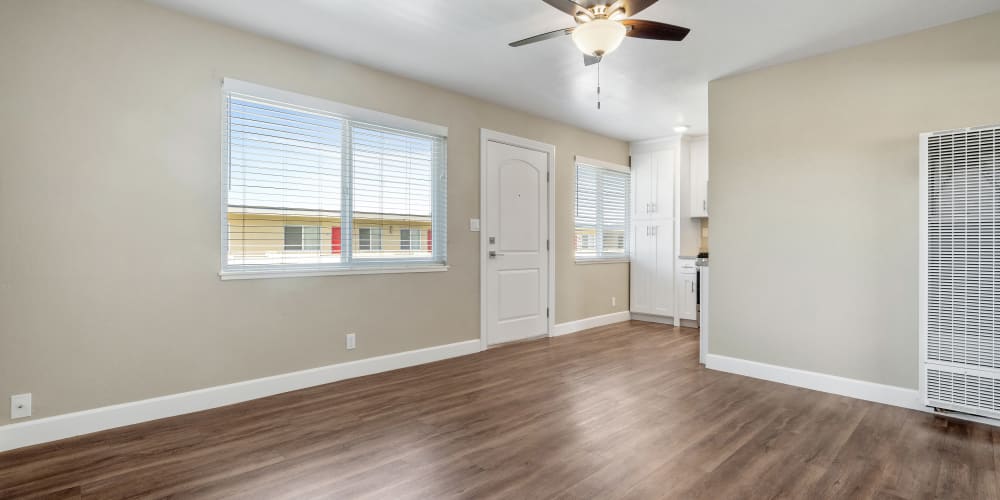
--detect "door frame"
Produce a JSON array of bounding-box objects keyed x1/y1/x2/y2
[{"x1": 479, "y1": 128, "x2": 556, "y2": 350}]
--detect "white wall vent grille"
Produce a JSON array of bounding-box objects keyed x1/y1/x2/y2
[
  {"x1": 921, "y1": 124, "x2": 1000, "y2": 419},
  {"x1": 926, "y1": 368, "x2": 1000, "y2": 419}
]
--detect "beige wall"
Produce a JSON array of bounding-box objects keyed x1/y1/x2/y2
[
  {"x1": 708, "y1": 12, "x2": 1000, "y2": 389},
  {"x1": 0, "y1": 0, "x2": 629, "y2": 425}
]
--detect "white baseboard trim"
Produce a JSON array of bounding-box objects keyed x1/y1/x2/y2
[
  {"x1": 705, "y1": 353, "x2": 923, "y2": 411},
  {"x1": 629, "y1": 312, "x2": 676, "y2": 326},
  {"x1": 551, "y1": 311, "x2": 631, "y2": 337},
  {"x1": 0, "y1": 339, "x2": 482, "y2": 453}
]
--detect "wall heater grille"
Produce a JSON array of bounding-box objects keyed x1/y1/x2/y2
[{"x1": 922, "y1": 125, "x2": 1000, "y2": 420}]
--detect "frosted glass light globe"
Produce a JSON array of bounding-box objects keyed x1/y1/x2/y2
[{"x1": 572, "y1": 19, "x2": 627, "y2": 57}]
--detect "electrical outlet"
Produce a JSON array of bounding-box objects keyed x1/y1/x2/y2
[
  {"x1": 611, "y1": 296, "x2": 617, "y2": 307},
  {"x1": 11, "y1": 393, "x2": 31, "y2": 419},
  {"x1": 346, "y1": 333, "x2": 356, "y2": 350}
]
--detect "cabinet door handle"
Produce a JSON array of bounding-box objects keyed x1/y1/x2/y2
[{"x1": 703, "y1": 200, "x2": 707, "y2": 211}]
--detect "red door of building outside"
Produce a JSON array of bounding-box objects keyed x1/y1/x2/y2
[{"x1": 331, "y1": 226, "x2": 342, "y2": 254}]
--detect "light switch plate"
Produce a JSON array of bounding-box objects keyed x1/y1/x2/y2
[
  {"x1": 11, "y1": 393, "x2": 31, "y2": 419},
  {"x1": 470, "y1": 218, "x2": 481, "y2": 232}
]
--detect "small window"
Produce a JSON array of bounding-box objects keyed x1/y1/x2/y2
[
  {"x1": 400, "y1": 228, "x2": 427, "y2": 251},
  {"x1": 284, "y1": 226, "x2": 303, "y2": 251},
  {"x1": 575, "y1": 158, "x2": 630, "y2": 261},
  {"x1": 358, "y1": 227, "x2": 382, "y2": 252},
  {"x1": 284, "y1": 225, "x2": 322, "y2": 251}
]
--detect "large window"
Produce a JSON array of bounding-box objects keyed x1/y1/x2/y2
[
  {"x1": 222, "y1": 79, "x2": 447, "y2": 278},
  {"x1": 575, "y1": 157, "x2": 630, "y2": 261}
]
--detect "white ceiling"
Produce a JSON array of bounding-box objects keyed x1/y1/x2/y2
[{"x1": 149, "y1": 0, "x2": 1000, "y2": 141}]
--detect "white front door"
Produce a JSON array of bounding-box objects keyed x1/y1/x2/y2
[{"x1": 484, "y1": 140, "x2": 549, "y2": 345}]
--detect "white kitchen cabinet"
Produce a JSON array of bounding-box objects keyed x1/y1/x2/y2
[
  {"x1": 689, "y1": 136, "x2": 709, "y2": 218},
  {"x1": 630, "y1": 221, "x2": 674, "y2": 316},
  {"x1": 678, "y1": 269, "x2": 698, "y2": 322},
  {"x1": 689, "y1": 137, "x2": 709, "y2": 218},
  {"x1": 631, "y1": 149, "x2": 674, "y2": 221},
  {"x1": 629, "y1": 222, "x2": 654, "y2": 314}
]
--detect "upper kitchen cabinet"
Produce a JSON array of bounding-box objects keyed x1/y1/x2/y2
[
  {"x1": 689, "y1": 136, "x2": 709, "y2": 218},
  {"x1": 631, "y1": 148, "x2": 675, "y2": 221}
]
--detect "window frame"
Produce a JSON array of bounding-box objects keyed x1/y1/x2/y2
[
  {"x1": 220, "y1": 79, "x2": 449, "y2": 280},
  {"x1": 574, "y1": 156, "x2": 630, "y2": 264}
]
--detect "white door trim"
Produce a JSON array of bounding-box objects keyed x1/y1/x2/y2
[{"x1": 480, "y1": 128, "x2": 556, "y2": 350}]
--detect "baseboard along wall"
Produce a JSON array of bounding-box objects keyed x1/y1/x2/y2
[
  {"x1": 0, "y1": 339, "x2": 481, "y2": 452},
  {"x1": 551, "y1": 311, "x2": 632, "y2": 336}
]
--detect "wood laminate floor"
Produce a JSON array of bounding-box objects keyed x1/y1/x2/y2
[{"x1": 2, "y1": 321, "x2": 998, "y2": 499}]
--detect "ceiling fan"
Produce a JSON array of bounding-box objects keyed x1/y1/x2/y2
[{"x1": 509, "y1": 0, "x2": 691, "y2": 66}]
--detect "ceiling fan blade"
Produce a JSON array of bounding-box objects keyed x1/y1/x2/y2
[
  {"x1": 622, "y1": 19, "x2": 690, "y2": 41},
  {"x1": 541, "y1": 0, "x2": 589, "y2": 16},
  {"x1": 509, "y1": 27, "x2": 574, "y2": 47},
  {"x1": 611, "y1": 0, "x2": 659, "y2": 17},
  {"x1": 583, "y1": 54, "x2": 602, "y2": 66}
]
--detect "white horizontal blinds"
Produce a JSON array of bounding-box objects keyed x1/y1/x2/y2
[
  {"x1": 598, "y1": 166, "x2": 629, "y2": 256},
  {"x1": 925, "y1": 126, "x2": 1000, "y2": 418},
  {"x1": 575, "y1": 165, "x2": 600, "y2": 257},
  {"x1": 226, "y1": 93, "x2": 343, "y2": 268},
  {"x1": 575, "y1": 163, "x2": 630, "y2": 259},
  {"x1": 350, "y1": 122, "x2": 446, "y2": 263}
]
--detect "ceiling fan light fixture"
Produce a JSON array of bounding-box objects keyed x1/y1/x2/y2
[
  {"x1": 608, "y1": 8, "x2": 627, "y2": 21},
  {"x1": 571, "y1": 18, "x2": 626, "y2": 57}
]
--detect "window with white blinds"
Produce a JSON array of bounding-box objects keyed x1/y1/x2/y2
[
  {"x1": 575, "y1": 158, "x2": 630, "y2": 261},
  {"x1": 222, "y1": 79, "x2": 447, "y2": 278}
]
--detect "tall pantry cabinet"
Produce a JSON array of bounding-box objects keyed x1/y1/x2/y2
[{"x1": 629, "y1": 136, "x2": 701, "y2": 324}]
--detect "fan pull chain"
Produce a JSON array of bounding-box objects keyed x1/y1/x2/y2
[{"x1": 597, "y1": 60, "x2": 601, "y2": 110}]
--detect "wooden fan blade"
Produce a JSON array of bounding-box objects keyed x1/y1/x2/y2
[
  {"x1": 541, "y1": 0, "x2": 589, "y2": 16},
  {"x1": 584, "y1": 54, "x2": 602, "y2": 66},
  {"x1": 509, "y1": 27, "x2": 574, "y2": 47},
  {"x1": 622, "y1": 19, "x2": 690, "y2": 41},
  {"x1": 611, "y1": 0, "x2": 659, "y2": 17}
]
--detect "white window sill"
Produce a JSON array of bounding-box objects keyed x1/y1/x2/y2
[
  {"x1": 220, "y1": 265, "x2": 449, "y2": 281},
  {"x1": 575, "y1": 258, "x2": 630, "y2": 265}
]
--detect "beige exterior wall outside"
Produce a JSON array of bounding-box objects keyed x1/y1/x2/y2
[
  {"x1": 0, "y1": 0, "x2": 630, "y2": 425},
  {"x1": 226, "y1": 213, "x2": 433, "y2": 258},
  {"x1": 708, "y1": 11, "x2": 1000, "y2": 389}
]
